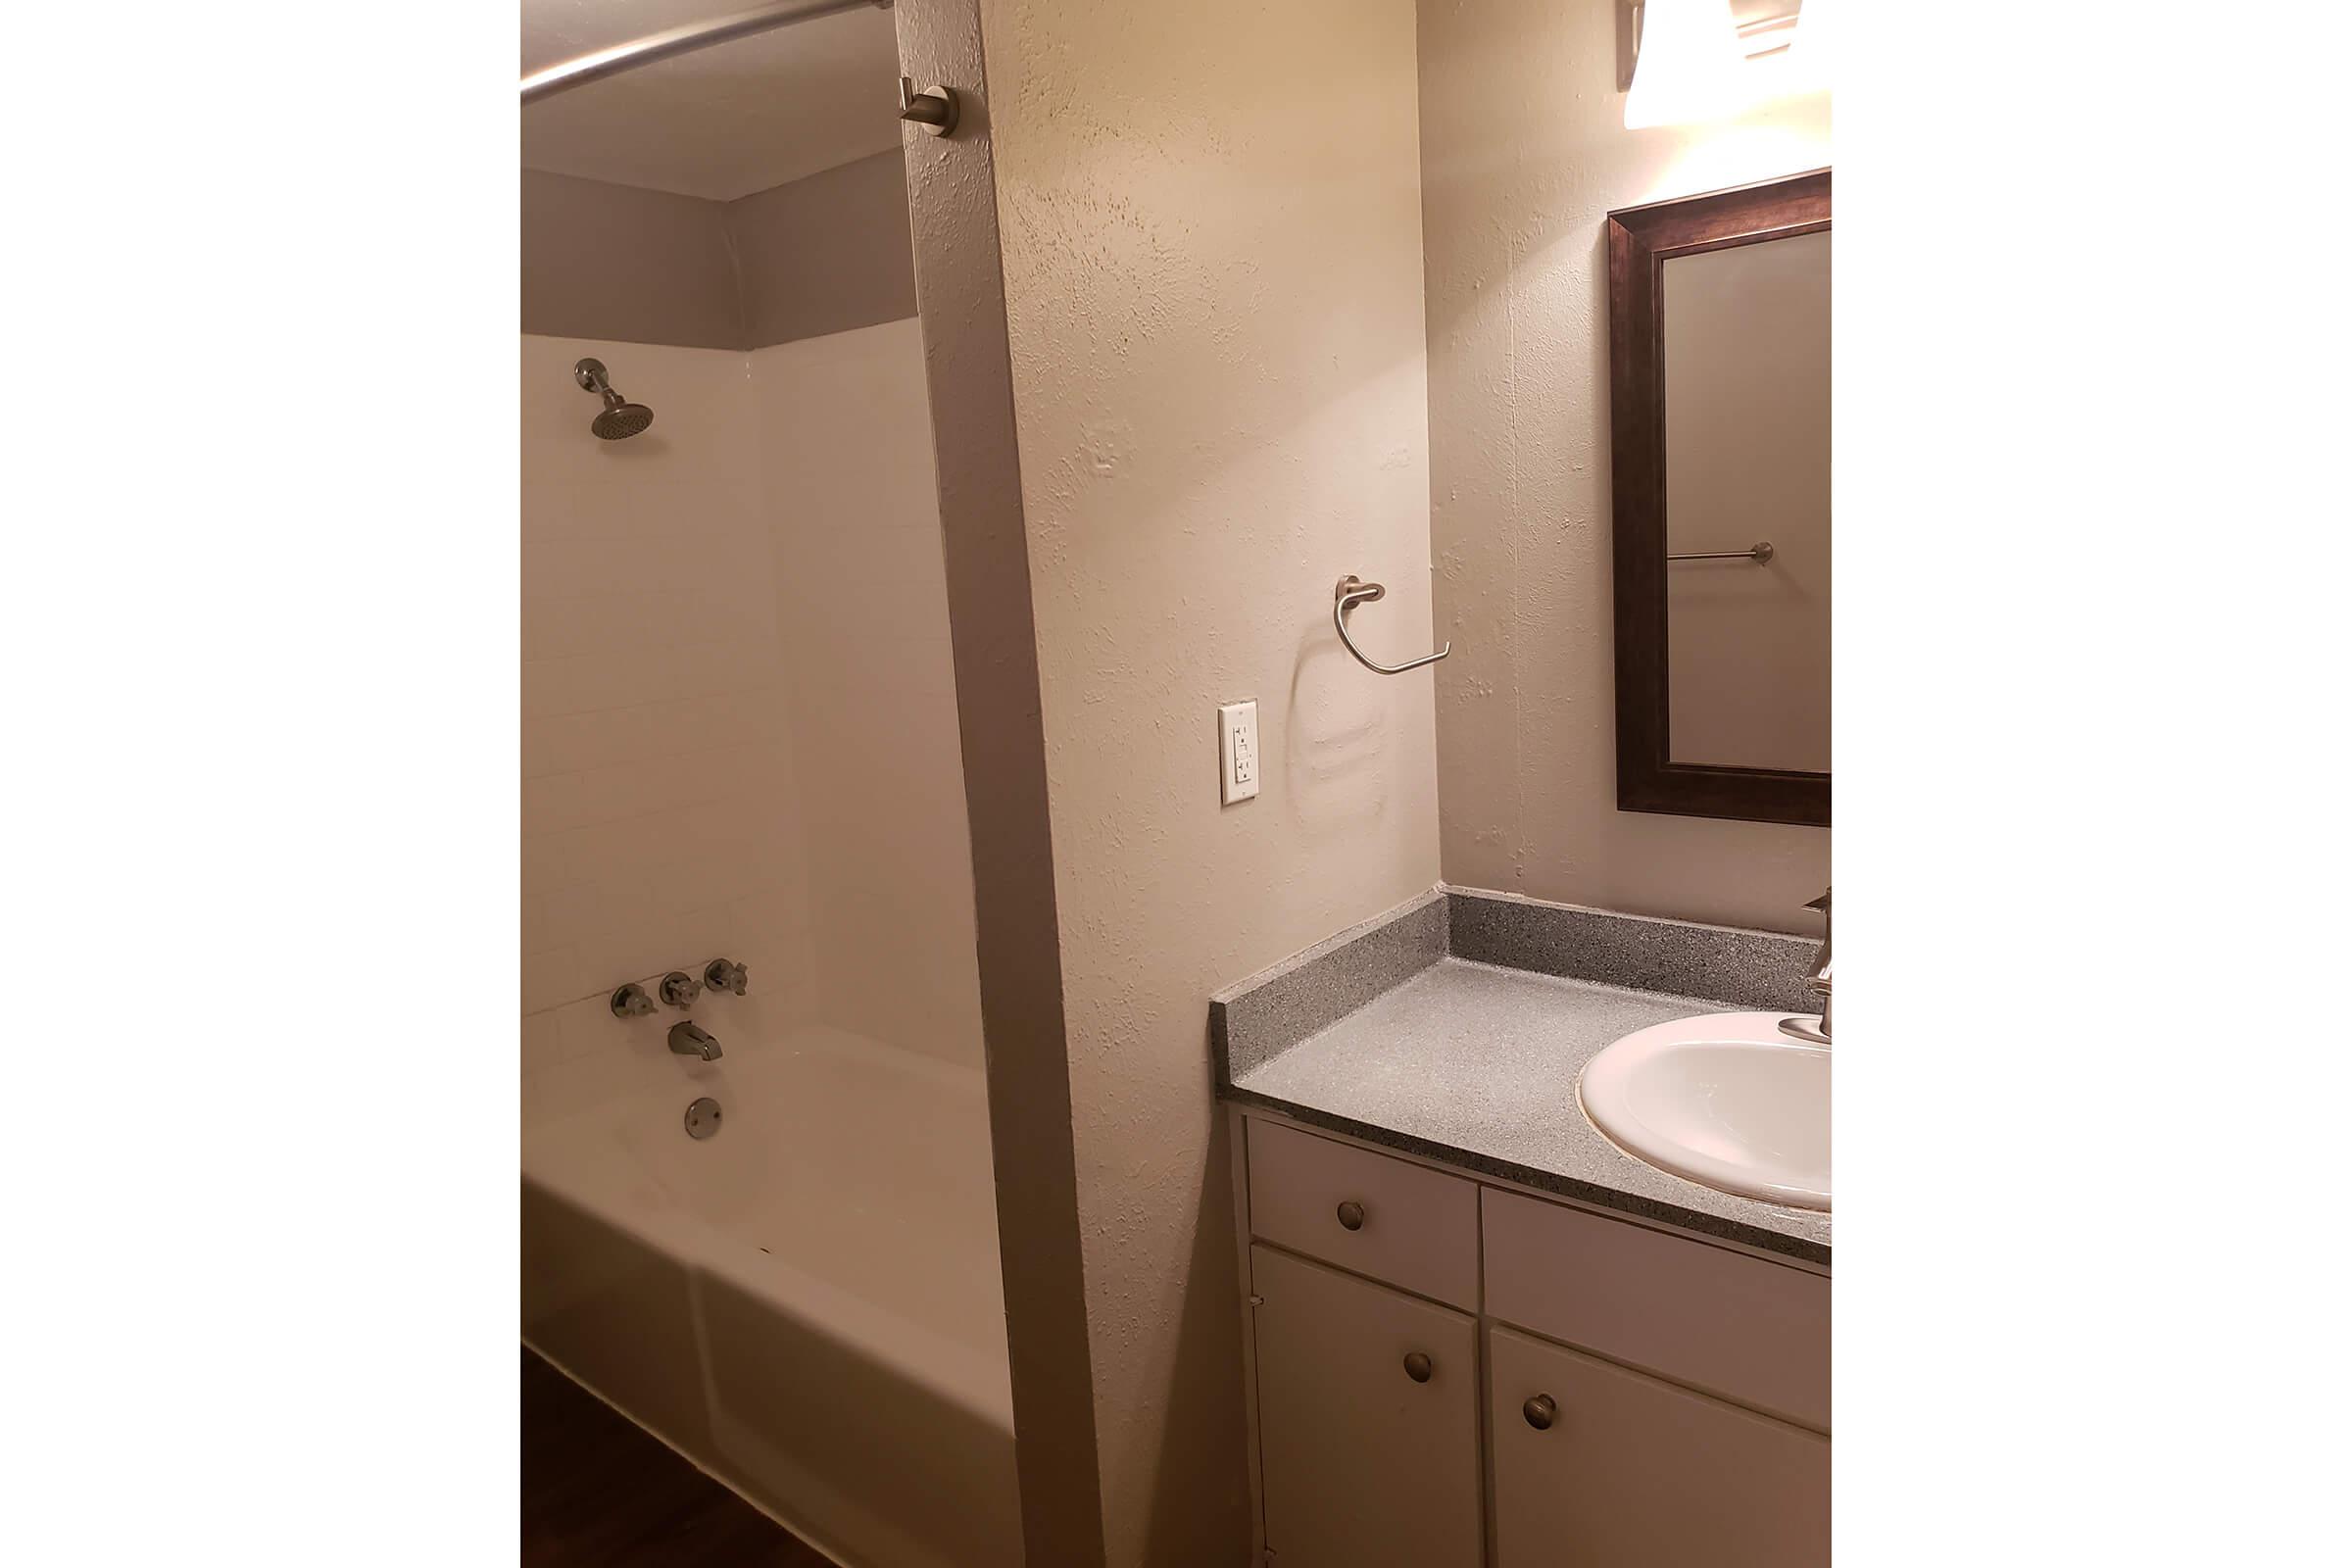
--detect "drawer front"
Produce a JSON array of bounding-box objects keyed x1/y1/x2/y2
[
  {"x1": 1247, "y1": 1118, "x2": 1479, "y2": 1308},
  {"x1": 1489, "y1": 1324, "x2": 1829, "y2": 1568},
  {"x1": 1483, "y1": 1189, "x2": 1829, "y2": 1431},
  {"x1": 1250, "y1": 1246, "x2": 1484, "y2": 1568}
]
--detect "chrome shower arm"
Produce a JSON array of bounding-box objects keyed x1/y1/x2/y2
[{"x1": 521, "y1": 0, "x2": 892, "y2": 106}]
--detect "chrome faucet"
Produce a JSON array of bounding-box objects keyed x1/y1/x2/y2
[
  {"x1": 1779, "y1": 889, "x2": 1832, "y2": 1044},
  {"x1": 668, "y1": 1020, "x2": 722, "y2": 1061}
]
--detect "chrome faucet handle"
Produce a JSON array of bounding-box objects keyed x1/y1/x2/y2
[
  {"x1": 704, "y1": 958, "x2": 749, "y2": 997},
  {"x1": 610, "y1": 982, "x2": 657, "y2": 1019},
  {"x1": 660, "y1": 970, "x2": 703, "y2": 1008}
]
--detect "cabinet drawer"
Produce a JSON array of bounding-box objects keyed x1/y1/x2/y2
[
  {"x1": 1483, "y1": 1189, "x2": 1829, "y2": 1431},
  {"x1": 1247, "y1": 1118, "x2": 1479, "y2": 1308},
  {"x1": 1489, "y1": 1324, "x2": 1828, "y2": 1567},
  {"x1": 1251, "y1": 1245, "x2": 1483, "y2": 1568}
]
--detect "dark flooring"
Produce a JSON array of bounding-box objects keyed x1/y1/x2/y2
[{"x1": 521, "y1": 1348, "x2": 834, "y2": 1566}]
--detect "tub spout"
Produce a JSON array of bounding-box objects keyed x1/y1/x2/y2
[{"x1": 668, "y1": 1021, "x2": 722, "y2": 1061}]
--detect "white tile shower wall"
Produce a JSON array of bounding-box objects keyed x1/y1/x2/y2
[
  {"x1": 522, "y1": 335, "x2": 818, "y2": 1099},
  {"x1": 753, "y1": 319, "x2": 985, "y2": 1068}
]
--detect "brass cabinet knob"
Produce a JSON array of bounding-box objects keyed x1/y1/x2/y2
[
  {"x1": 1402, "y1": 1351, "x2": 1433, "y2": 1384},
  {"x1": 1522, "y1": 1394, "x2": 1557, "y2": 1431},
  {"x1": 1336, "y1": 1200, "x2": 1366, "y2": 1232}
]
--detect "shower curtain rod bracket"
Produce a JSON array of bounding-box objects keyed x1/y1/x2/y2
[{"x1": 898, "y1": 77, "x2": 959, "y2": 135}]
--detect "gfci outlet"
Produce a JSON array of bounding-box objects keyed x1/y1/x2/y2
[{"x1": 1218, "y1": 701, "x2": 1259, "y2": 806}]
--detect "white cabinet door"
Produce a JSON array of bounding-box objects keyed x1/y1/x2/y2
[
  {"x1": 1250, "y1": 1244, "x2": 1483, "y2": 1568},
  {"x1": 1490, "y1": 1324, "x2": 1830, "y2": 1567}
]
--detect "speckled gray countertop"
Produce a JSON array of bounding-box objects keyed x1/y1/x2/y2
[{"x1": 1212, "y1": 889, "x2": 1831, "y2": 1265}]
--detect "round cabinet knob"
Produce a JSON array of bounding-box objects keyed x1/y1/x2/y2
[
  {"x1": 1336, "y1": 1200, "x2": 1366, "y2": 1232},
  {"x1": 1402, "y1": 1351, "x2": 1433, "y2": 1384},
  {"x1": 1522, "y1": 1394, "x2": 1558, "y2": 1431},
  {"x1": 660, "y1": 970, "x2": 703, "y2": 1007}
]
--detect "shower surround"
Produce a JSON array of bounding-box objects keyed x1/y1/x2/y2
[
  {"x1": 520, "y1": 318, "x2": 1002, "y2": 1563},
  {"x1": 521, "y1": 323, "x2": 980, "y2": 1076}
]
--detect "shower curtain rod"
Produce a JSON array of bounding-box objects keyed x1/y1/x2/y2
[{"x1": 521, "y1": 0, "x2": 892, "y2": 105}]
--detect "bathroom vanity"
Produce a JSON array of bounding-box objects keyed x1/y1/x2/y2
[{"x1": 1213, "y1": 888, "x2": 1831, "y2": 1566}]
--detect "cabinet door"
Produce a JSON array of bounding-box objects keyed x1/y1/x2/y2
[
  {"x1": 1250, "y1": 1244, "x2": 1483, "y2": 1568},
  {"x1": 1490, "y1": 1324, "x2": 1829, "y2": 1568}
]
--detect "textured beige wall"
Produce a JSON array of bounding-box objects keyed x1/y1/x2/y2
[
  {"x1": 521, "y1": 172, "x2": 743, "y2": 350},
  {"x1": 977, "y1": 0, "x2": 1442, "y2": 1557},
  {"x1": 733, "y1": 152, "x2": 920, "y2": 349},
  {"x1": 1419, "y1": 0, "x2": 1832, "y2": 932},
  {"x1": 890, "y1": 2, "x2": 1109, "y2": 1559},
  {"x1": 520, "y1": 161, "x2": 917, "y2": 353}
]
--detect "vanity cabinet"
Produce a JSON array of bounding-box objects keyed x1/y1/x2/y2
[
  {"x1": 1489, "y1": 1325, "x2": 1829, "y2": 1567},
  {"x1": 1250, "y1": 1244, "x2": 1484, "y2": 1568},
  {"x1": 1236, "y1": 1111, "x2": 1830, "y2": 1567}
]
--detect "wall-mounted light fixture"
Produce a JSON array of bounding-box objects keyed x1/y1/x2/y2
[{"x1": 1624, "y1": 0, "x2": 1827, "y2": 129}]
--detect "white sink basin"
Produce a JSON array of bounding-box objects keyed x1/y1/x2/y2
[{"x1": 1578, "y1": 1011, "x2": 1831, "y2": 1211}]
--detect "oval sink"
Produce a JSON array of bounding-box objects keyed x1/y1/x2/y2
[{"x1": 1578, "y1": 1011, "x2": 1831, "y2": 1211}]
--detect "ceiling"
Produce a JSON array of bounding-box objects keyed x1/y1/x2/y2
[{"x1": 521, "y1": 0, "x2": 907, "y2": 201}]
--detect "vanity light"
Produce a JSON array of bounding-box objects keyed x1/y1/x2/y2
[
  {"x1": 1626, "y1": 0, "x2": 1749, "y2": 129},
  {"x1": 1783, "y1": 0, "x2": 1832, "y2": 95},
  {"x1": 1625, "y1": 0, "x2": 1826, "y2": 129}
]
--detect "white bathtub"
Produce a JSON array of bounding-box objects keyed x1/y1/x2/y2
[{"x1": 521, "y1": 1023, "x2": 1020, "y2": 1568}]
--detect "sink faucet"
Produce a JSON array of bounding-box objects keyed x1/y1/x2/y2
[
  {"x1": 1779, "y1": 889, "x2": 1832, "y2": 1044},
  {"x1": 668, "y1": 1020, "x2": 722, "y2": 1061}
]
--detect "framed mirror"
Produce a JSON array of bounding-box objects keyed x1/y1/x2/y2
[{"x1": 1606, "y1": 169, "x2": 1830, "y2": 826}]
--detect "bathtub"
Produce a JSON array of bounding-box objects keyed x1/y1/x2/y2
[{"x1": 521, "y1": 1023, "x2": 1020, "y2": 1568}]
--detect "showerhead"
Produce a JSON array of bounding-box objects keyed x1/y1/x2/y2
[
  {"x1": 591, "y1": 399, "x2": 655, "y2": 440},
  {"x1": 573, "y1": 358, "x2": 655, "y2": 440}
]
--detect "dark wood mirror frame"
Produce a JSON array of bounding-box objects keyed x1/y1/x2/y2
[{"x1": 1606, "y1": 168, "x2": 1831, "y2": 827}]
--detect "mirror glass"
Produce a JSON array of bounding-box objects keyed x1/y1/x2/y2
[{"x1": 1661, "y1": 228, "x2": 1831, "y2": 772}]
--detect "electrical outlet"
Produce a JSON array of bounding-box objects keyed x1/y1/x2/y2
[{"x1": 1218, "y1": 701, "x2": 1259, "y2": 806}]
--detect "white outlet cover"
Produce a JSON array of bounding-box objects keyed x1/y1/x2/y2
[{"x1": 1219, "y1": 700, "x2": 1259, "y2": 805}]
